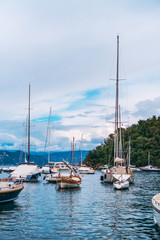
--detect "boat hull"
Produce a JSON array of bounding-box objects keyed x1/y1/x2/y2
[
  {"x1": 0, "y1": 185, "x2": 24, "y2": 203},
  {"x1": 113, "y1": 180, "x2": 129, "y2": 190},
  {"x1": 151, "y1": 193, "x2": 160, "y2": 227},
  {"x1": 57, "y1": 176, "x2": 81, "y2": 189},
  {"x1": 101, "y1": 173, "x2": 134, "y2": 183}
]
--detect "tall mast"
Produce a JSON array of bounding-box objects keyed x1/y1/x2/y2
[
  {"x1": 115, "y1": 35, "x2": 119, "y2": 159},
  {"x1": 48, "y1": 107, "x2": 52, "y2": 164},
  {"x1": 27, "y1": 84, "x2": 31, "y2": 163},
  {"x1": 129, "y1": 137, "x2": 131, "y2": 166},
  {"x1": 71, "y1": 137, "x2": 75, "y2": 165}
]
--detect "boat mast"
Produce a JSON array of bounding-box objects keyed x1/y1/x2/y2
[
  {"x1": 115, "y1": 35, "x2": 119, "y2": 160},
  {"x1": 27, "y1": 84, "x2": 31, "y2": 163},
  {"x1": 148, "y1": 152, "x2": 150, "y2": 165},
  {"x1": 71, "y1": 137, "x2": 75, "y2": 165},
  {"x1": 129, "y1": 137, "x2": 131, "y2": 167},
  {"x1": 119, "y1": 105, "x2": 122, "y2": 159},
  {"x1": 80, "y1": 134, "x2": 83, "y2": 165},
  {"x1": 48, "y1": 107, "x2": 52, "y2": 164}
]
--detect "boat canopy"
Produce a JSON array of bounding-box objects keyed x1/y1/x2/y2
[{"x1": 114, "y1": 157, "x2": 125, "y2": 164}]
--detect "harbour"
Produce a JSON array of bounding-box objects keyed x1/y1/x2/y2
[{"x1": 0, "y1": 170, "x2": 160, "y2": 239}]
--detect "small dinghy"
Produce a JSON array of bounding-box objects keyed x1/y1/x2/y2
[{"x1": 113, "y1": 180, "x2": 129, "y2": 190}]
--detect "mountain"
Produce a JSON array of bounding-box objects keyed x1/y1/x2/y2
[
  {"x1": 0, "y1": 150, "x2": 89, "y2": 166},
  {"x1": 83, "y1": 116, "x2": 160, "y2": 168}
]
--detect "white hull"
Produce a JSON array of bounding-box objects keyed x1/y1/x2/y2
[
  {"x1": 78, "y1": 166, "x2": 95, "y2": 174},
  {"x1": 113, "y1": 180, "x2": 129, "y2": 190},
  {"x1": 79, "y1": 170, "x2": 95, "y2": 174},
  {"x1": 57, "y1": 182, "x2": 81, "y2": 189},
  {"x1": 101, "y1": 172, "x2": 134, "y2": 183},
  {"x1": 151, "y1": 193, "x2": 160, "y2": 227}
]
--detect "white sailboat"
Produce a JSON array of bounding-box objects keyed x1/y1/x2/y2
[
  {"x1": 113, "y1": 106, "x2": 129, "y2": 190},
  {"x1": 11, "y1": 85, "x2": 41, "y2": 182},
  {"x1": 101, "y1": 35, "x2": 134, "y2": 184},
  {"x1": 140, "y1": 152, "x2": 160, "y2": 172},
  {"x1": 42, "y1": 108, "x2": 55, "y2": 174}
]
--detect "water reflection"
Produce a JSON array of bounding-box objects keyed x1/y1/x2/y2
[{"x1": 0, "y1": 171, "x2": 159, "y2": 239}]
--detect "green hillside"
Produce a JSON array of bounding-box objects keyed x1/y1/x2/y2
[{"x1": 83, "y1": 116, "x2": 160, "y2": 168}]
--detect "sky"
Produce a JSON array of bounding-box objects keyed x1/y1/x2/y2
[{"x1": 0, "y1": 0, "x2": 160, "y2": 152}]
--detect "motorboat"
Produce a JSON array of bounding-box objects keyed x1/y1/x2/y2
[
  {"x1": 10, "y1": 85, "x2": 41, "y2": 182},
  {"x1": 113, "y1": 180, "x2": 129, "y2": 190},
  {"x1": 56, "y1": 160, "x2": 82, "y2": 189},
  {"x1": 44, "y1": 164, "x2": 69, "y2": 183},
  {"x1": 151, "y1": 193, "x2": 160, "y2": 227},
  {"x1": 10, "y1": 163, "x2": 41, "y2": 182},
  {"x1": 2, "y1": 167, "x2": 17, "y2": 173},
  {"x1": 78, "y1": 165, "x2": 95, "y2": 174},
  {"x1": 0, "y1": 178, "x2": 24, "y2": 203},
  {"x1": 140, "y1": 165, "x2": 160, "y2": 172}
]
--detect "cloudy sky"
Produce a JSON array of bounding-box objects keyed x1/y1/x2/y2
[{"x1": 0, "y1": 0, "x2": 160, "y2": 152}]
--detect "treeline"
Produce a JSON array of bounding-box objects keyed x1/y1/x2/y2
[{"x1": 83, "y1": 116, "x2": 160, "y2": 168}]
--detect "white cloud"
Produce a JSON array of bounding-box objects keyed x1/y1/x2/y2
[{"x1": 0, "y1": 0, "x2": 159, "y2": 150}]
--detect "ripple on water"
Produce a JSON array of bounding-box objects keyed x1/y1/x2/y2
[{"x1": 0, "y1": 171, "x2": 160, "y2": 239}]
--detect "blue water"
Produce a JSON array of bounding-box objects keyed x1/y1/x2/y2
[{"x1": 0, "y1": 171, "x2": 160, "y2": 239}]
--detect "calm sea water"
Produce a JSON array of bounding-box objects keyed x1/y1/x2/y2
[{"x1": 0, "y1": 170, "x2": 160, "y2": 239}]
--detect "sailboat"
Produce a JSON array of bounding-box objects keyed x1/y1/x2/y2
[
  {"x1": 140, "y1": 152, "x2": 160, "y2": 172},
  {"x1": 113, "y1": 106, "x2": 129, "y2": 190},
  {"x1": 42, "y1": 108, "x2": 56, "y2": 174},
  {"x1": 10, "y1": 85, "x2": 41, "y2": 182},
  {"x1": 56, "y1": 160, "x2": 82, "y2": 189},
  {"x1": 101, "y1": 35, "x2": 134, "y2": 184}
]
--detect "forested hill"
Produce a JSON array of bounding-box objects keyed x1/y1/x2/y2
[{"x1": 83, "y1": 116, "x2": 160, "y2": 168}]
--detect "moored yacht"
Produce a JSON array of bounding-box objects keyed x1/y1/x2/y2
[
  {"x1": 100, "y1": 36, "x2": 134, "y2": 184},
  {"x1": 78, "y1": 165, "x2": 95, "y2": 174},
  {"x1": 10, "y1": 85, "x2": 41, "y2": 182},
  {"x1": 0, "y1": 178, "x2": 24, "y2": 203},
  {"x1": 140, "y1": 152, "x2": 160, "y2": 172},
  {"x1": 56, "y1": 160, "x2": 82, "y2": 189},
  {"x1": 44, "y1": 163, "x2": 68, "y2": 183},
  {"x1": 140, "y1": 165, "x2": 160, "y2": 172}
]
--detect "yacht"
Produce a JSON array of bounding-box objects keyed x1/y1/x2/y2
[
  {"x1": 0, "y1": 178, "x2": 24, "y2": 203},
  {"x1": 44, "y1": 163, "x2": 68, "y2": 183},
  {"x1": 100, "y1": 36, "x2": 134, "y2": 184},
  {"x1": 78, "y1": 165, "x2": 95, "y2": 174},
  {"x1": 56, "y1": 160, "x2": 82, "y2": 189},
  {"x1": 140, "y1": 152, "x2": 160, "y2": 172},
  {"x1": 10, "y1": 85, "x2": 41, "y2": 182}
]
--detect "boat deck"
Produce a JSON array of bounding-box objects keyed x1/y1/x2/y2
[{"x1": 153, "y1": 193, "x2": 160, "y2": 203}]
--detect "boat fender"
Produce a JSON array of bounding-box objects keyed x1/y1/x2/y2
[
  {"x1": 131, "y1": 170, "x2": 133, "y2": 174},
  {"x1": 43, "y1": 175, "x2": 46, "y2": 180},
  {"x1": 100, "y1": 175, "x2": 103, "y2": 181},
  {"x1": 104, "y1": 174, "x2": 106, "y2": 179}
]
